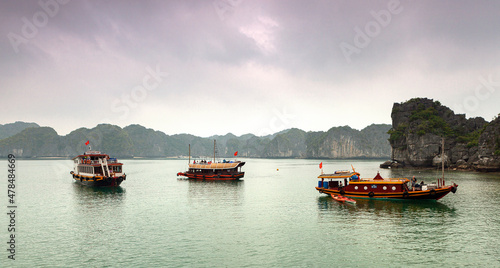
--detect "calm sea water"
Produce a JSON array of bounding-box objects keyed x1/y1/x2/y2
[{"x1": 1, "y1": 158, "x2": 500, "y2": 267}]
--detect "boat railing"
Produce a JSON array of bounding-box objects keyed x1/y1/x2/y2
[
  {"x1": 191, "y1": 161, "x2": 239, "y2": 165},
  {"x1": 80, "y1": 159, "x2": 119, "y2": 165},
  {"x1": 359, "y1": 177, "x2": 408, "y2": 181},
  {"x1": 81, "y1": 160, "x2": 99, "y2": 165}
]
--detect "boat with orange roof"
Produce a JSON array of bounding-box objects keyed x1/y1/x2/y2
[
  {"x1": 316, "y1": 166, "x2": 457, "y2": 200},
  {"x1": 177, "y1": 140, "x2": 245, "y2": 180}
]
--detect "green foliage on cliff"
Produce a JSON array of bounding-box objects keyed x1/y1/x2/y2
[
  {"x1": 305, "y1": 131, "x2": 328, "y2": 152},
  {"x1": 388, "y1": 123, "x2": 407, "y2": 142},
  {"x1": 264, "y1": 128, "x2": 307, "y2": 157},
  {"x1": 457, "y1": 129, "x2": 483, "y2": 148},
  {"x1": 409, "y1": 105, "x2": 453, "y2": 137},
  {"x1": 495, "y1": 137, "x2": 500, "y2": 155}
]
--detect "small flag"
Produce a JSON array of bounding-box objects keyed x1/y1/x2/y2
[
  {"x1": 319, "y1": 162, "x2": 323, "y2": 169},
  {"x1": 234, "y1": 151, "x2": 238, "y2": 156},
  {"x1": 85, "y1": 140, "x2": 90, "y2": 146}
]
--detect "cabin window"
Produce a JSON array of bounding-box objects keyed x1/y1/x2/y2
[
  {"x1": 383, "y1": 186, "x2": 387, "y2": 190},
  {"x1": 329, "y1": 181, "x2": 339, "y2": 188},
  {"x1": 364, "y1": 186, "x2": 368, "y2": 190},
  {"x1": 354, "y1": 186, "x2": 358, "y2": 190},
  {"x1": 392, "y1": 186, "x2": 396, "y2": 191}
]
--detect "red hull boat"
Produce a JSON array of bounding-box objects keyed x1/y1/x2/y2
[
  {"x1": 177, "y1": 161, "x2": 245, "y2": 180},
  {"x1": 316, "y1": 169, "x2": 457, "y2": 200},
  {"x1": 177, "y1": 140, "x2": 245, "y2": 181}
]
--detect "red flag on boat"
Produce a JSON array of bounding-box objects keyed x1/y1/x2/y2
[
  {"x1": 85, "y1": 140, "x2": 90, "y2": 146},
  {"x1": 234, "y1": 151, "x2": 238, "y2": 156},
  {"x1": 319, "y1": 162, "x2": 323, "y2": 169}
]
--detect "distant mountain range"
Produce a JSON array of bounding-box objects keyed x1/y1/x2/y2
[
  {"x1": 0, "y1": 121, "x2": 391, "y2": 159},
  {"x1": 0, "y1": 122, "x2": 40, "y2": 140}
]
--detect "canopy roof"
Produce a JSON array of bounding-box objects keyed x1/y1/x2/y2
[
  {"x1": 318, "y1": 171, "x2": 360, "y2": 179},
  {"x1": 189, "y1": 161, "x2": 244, "y2": 170},
  {"x1": 72, "y1": 151, "x2": 109, "y2": 160}
]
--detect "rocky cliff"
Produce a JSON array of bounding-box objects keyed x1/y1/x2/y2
[
  {"x1": 388, "y1": 98, "x2": 500, "y2": 171},
  {"x1": 306, "y1": 124, "x2": 390, "y2": 158}
]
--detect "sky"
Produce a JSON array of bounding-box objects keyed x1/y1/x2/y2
[{"x1": 1, "y1": 0, "x2": 499, "y2": 137}]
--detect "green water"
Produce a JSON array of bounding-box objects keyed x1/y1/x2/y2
[{"x1": 1, "y1": 159, "x2": 499, "y2": 267}]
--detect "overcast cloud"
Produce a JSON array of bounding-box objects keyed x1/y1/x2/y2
[{"x1": 1, "y1": 0, "x2": 499, "y2": 137}]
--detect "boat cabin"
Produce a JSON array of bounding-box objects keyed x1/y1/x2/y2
[{"x1": 72, "y1": 151, "x2": 124, "y2": 178}]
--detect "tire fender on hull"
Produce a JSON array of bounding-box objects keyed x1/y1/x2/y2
[{"x1": 430, "y1": 189, "x2": 436, "y2": 196}]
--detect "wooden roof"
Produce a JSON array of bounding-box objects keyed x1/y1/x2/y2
[
  {"x1": 318, "y1": 171, "x2": 360, "y2": 179},
  {"x1": 189, "y1": 162, "x2": 243, "y2": 170}
]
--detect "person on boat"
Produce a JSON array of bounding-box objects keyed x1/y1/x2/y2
[
  {"x1": 403, "y1": 183, "x2": 410, "y2": 192},
  {"x1": 411, "y1": 176, "x2": 417, "y2": 190}
]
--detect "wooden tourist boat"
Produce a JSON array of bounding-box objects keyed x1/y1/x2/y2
[
  {"x1": 316, "y1": 169, "x2": 457, "y2": 200},
  {"x1": 318, "y1": 140, "x2": 458, "y2": 200},
  {"x1": 70, "y1": 150, "x2": 126, "y2": 187},
  {"x1": 177, "y1": 141, "x2": 245, "y2": 180}
]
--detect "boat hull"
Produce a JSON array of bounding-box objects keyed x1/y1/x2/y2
[
  {"x1": 317, "y1": 185, "x2": 456, "y2": 200},
  {"x1": 177, "y1": 172, "x2": 244, "y2": 180},
  {"x1": 73, "y1": 174, "x2": 125, "y2": 187}
]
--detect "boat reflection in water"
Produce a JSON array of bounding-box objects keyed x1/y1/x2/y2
[
  {"x1": 317, "y1": 195, "x2": 456, "y2": 216},
  {"x1": 72, "y1": 183, "x2": 126, "y2": 203},
  {"x1": 186, "y1": 180, "x2": 244, "y2": 206}
]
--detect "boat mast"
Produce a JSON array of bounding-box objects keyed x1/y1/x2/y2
[
  {"x1": 213, "y1": 140, "x2": 216, "y2": 163},
  {"x1": 441, "y1": 138, "x2": 445, "y2": 186},
  {"x1": 189, "y1": 144, "x2": 191, "y2": 164}
]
